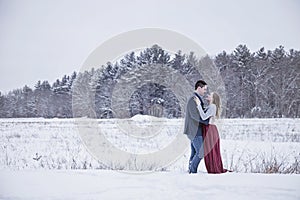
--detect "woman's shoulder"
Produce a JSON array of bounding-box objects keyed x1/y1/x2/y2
[
  {"x1": 208, "y1": 104, "x2": 216, "y2": 109},
  {"x1": 207, "y1": 104, "x2": 217, "y2": 116}
]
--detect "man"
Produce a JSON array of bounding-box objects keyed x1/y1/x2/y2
[{"x1": 183, "y1": 80, "x2": 209, "y2": 173}]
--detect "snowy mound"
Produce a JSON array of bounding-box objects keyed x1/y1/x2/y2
[{"x1": 130, "y1": 114, "x2": 160, "y2": 122}]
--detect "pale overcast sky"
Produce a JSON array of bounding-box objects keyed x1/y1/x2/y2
[{"x1": 0, "y1": 0, "x2": 299, "y2": 94}]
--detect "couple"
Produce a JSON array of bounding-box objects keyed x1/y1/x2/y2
[{"x1": 183, "y1": 80, "x2": 228, "y2": 174}]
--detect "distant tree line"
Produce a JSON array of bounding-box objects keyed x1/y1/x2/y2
[
  {"x1": 0, "y1": 44, "x2": 299, "y2": 118},
  {"x1": 215, "y1": 45, "x2": 299, "y2": 118},
  {"x1": 0, "y1": 73, "x2": 77, "y2": 118}
]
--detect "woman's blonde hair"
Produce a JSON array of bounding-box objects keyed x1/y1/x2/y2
[{"x1": 212, "y1": 92, "x2": 221, "y2": 118}]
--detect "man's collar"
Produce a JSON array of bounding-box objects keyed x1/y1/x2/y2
[{"x1": 194, "y1": 92, "x2": 202, "y2": 100}]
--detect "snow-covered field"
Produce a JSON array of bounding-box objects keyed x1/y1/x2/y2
[
  {"x1": 0, "y1": 117, "x2": 299, "y2": 172},
  {"x1": 0, "y1": 117, "x2": 299, "y2": 199},
  {"x1": 0, "y1": 170, "x2": 299, "y2": 200}
]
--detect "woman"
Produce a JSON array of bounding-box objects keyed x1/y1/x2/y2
[{"x1": 194, "y1": 92, "x2": 229, "y2": 173}]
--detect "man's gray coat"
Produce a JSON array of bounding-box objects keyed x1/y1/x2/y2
[{"x1": 183, "y1": 94, "x2": 209, "y2": 140}]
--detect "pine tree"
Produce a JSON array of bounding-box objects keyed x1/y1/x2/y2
[
  {"x1": 137, "y1": 44, "x2": 170, "y2": 66},
  {"x1": 72, "y1": 70, "x2": 96, "y2": 118},
  {"x1": 171, "y1": 50, "x2": 185, "y2": 71},
  {"x1": 231, "y1": 44, "x2": 254, "y2": 117},
  {"x1": 214, "y1": 51, "x2": 238, "y2": 117},
  {"x1": 120, "y1": 51, "x2": 136, "y2": 72},
  {"x1": 34, "y1": 80, "x2": 52, "y2": 117},
  {"x1": 244, "y1": 47, "x2": 277, "y2": 117},
  {"x1": 19, "y1": 85, "x2": 36, "y2": 117}
]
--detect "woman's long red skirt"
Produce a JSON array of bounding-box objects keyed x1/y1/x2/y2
[{"x1": 203, "y1": 124, "x2": 228, "y2": 174}]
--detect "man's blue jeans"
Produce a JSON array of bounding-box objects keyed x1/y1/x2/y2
[{"x1": 189, "y1": 135, "x2": 204, "y2": 173}]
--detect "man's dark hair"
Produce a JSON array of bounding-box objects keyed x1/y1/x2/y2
[{"x1": 195, "y1": 80, "x2": 207, "y2": 90}]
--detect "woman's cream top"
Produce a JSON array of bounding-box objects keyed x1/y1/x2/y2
[{"x1": 197, "y1": 104, "x2": 216, "y2": 124}]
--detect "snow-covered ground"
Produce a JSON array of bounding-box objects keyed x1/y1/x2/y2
[
  {"x1": 0, "y1": 117, "x2": 299, "y2": 199},
  {"x1": 0, "y1": 170, "x2": 299, "y2": 200},
  {"x1": 0, "y1": 117, "x2": 299, "y2": 172}
]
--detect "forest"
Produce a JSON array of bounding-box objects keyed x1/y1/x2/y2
[{"x1": 0, "y1": 44, "x2": 299, "y2": 118}]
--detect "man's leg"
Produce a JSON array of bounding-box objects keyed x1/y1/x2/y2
[
  {"x1": 189, "y1": 142, "x2": 196, "y2": 172},
  {"x1": 190, "y1": 135, "x2": 204, "y2": 173}
]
